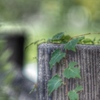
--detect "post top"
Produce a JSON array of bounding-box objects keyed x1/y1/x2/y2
[{"x1": 38, "y1": 43, "x2": 100, "y2": 50}]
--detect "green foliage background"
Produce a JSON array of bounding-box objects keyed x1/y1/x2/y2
[{"x1": 0, "y1": 0, "x2": 100, "y2": 63}]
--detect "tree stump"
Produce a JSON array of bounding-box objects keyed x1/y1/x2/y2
[{"x1": 37, "y1": 43, "x2": 100, "y2": 100}]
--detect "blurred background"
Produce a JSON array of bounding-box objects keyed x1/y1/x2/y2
[{"x1": 0, "y1": 0, "x2": 100, "y2": 100}]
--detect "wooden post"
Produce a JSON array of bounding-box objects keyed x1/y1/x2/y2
[{"x1": 37, "y1": 43, "x2": 100, "y2": 100}]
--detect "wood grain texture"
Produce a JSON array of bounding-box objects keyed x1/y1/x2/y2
[{"x1": 37, "y1": 43, "x2": 100, "y2": 100}]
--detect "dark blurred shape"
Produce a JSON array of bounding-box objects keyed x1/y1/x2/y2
[
  {"x1": 6, "y1": 33, "x2": 25, "y2": 70},
  {"x1": 0, "y1": 32, "x2": 25, "y2": 69}
]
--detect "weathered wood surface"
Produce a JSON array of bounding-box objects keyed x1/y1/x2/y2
[{"x1": 37, "y1": 43, "x2": 100, "y2": 100}]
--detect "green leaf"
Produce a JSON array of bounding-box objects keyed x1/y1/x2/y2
[
  {"x1": 47, "y1": 75, "x2": 63, "y2": 95},
  {"x1": 49, "y1": 49, "x2": 66, "y2": 69},
  {"x1": 82, "y1": 38, "x2": 93, "y2": 44},
  {"x1": 78, "y1": 36, "x2": 85, "y2": 41},
  {"x1": 64, "y1": 38, "x2": 81, "y2": 51},
  {"x1": 52, "y1": 32, "x2": 64, "y2": 41},
  {"x1": 63, "y1": 62, "x2": 81, "y2": 79},
  {"x1": 68, "y1": 85, "x2": 83, "y2": 100},
  {"x1": 74, "y1": 85, "x2": 83, "y2": 92},
  {"x1": 47, "y1": 32, "x2": 64, "y2": 43},
  {"x1": 60, "y1": 35, "x2": 71, "y2": 43},
  {"x1": 68, "y1": 90, "x2": 78, "y2": 100},
  {"x1": 77, "y1": 36, "x2": 85, "y2": 44}
]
